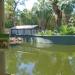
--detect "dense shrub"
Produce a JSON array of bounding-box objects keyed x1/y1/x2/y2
[
  {"x1": 59, "y1": 25, "x2": 75, "y2": 35},
  {"x1": 5, "y1": 20, "x2": 13, "y2": 28},
  {"x1": 59, "y1": 25, "x2": 68, "y2": 35},
  {"x1": 67, "y1": 25, "x2": 75, "y2": 34},
  {"x1": 37, "y1": 30, "x2": 52, "y2": 36},
  {"x1": 37, "y1": 25, "x2": 75, "y2": 36}
]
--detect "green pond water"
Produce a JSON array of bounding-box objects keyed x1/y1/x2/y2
[{"x1": 5, "y1": 43, "x2": 75, "y2": 75}]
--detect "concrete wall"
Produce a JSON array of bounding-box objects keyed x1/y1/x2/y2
[
  {"x1": 10, "y1": 35, "x2": 75, "y2": 45},
  {"x1": 35, "y1": 35, "x2": 75, "y2": 45}
]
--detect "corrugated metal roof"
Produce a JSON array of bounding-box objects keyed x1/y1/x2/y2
[{"x1": 11, "y1": 25, "x2": 38, "y2": 29}]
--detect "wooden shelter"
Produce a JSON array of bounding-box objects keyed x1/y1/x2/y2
[{"x1": 10, "y1": 25, "x2": 39, "y2": 36}]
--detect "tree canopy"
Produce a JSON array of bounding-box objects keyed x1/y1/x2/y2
[{"x1": 4, "y1": 0, "x2": 75, "y2": 30}]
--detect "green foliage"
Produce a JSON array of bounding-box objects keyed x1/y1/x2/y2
[
  {"x1": 53, "y1": 0, "x2": 58, "y2": 4},
  {"x1": 59, "y1": 25, "x2": 75, "y2": 35},
  {"x1": 0, "y1": 34, "x2": 9, "y2": 41},
  {"x1": 20, "y1": 10, "x2": 38, "y2": 25},
  {"x1": 67, "y1": 25, "x2": 75, "y2": 35},
  {"x1": 37, "y1": 25, "x2": 75, "y2": 36},
  {"x1": 61, "y1": 3, "x2": 73, "y2": 15},
  {"x1": 37, "y1": 30, "x2": 52, "y2": 36},
  {"x1": 4, "y1": 0, "x2": 75, "y2": 30},
  {"x1": 32, "y1": 0, "x2": 53, "y2": 29},
  {"x1": 5, "y1": 20, "x2": 13, "y2": 28},
  {"x1": 59, "y1": 25, "x2": 68, "y2": 35},
  {"x1": 5, "y1": 0, "x2": 26, "y2": 26}
]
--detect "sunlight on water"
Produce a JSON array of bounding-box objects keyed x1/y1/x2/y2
[{"x1": 5, "y1": 43, "x2": 75, "y2": 75}]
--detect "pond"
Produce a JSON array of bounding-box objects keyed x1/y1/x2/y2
[{"x1": 5, "y1": 43, "x2": 75, "y2": 75}]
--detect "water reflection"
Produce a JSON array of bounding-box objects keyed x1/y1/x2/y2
[
  {"x1": 16, "y1": 51, "x2": 35, "y2": 75},
  {"x1": 17, "y1": 63, "x2": 35, "y2": 75},
  {"x1": 6, "y1": 43, "x2": 75, "y2": 75}
]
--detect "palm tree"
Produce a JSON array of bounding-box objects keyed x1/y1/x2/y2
[{"x1": 52, "y1": 0, "x2": 62, "y2": 29}]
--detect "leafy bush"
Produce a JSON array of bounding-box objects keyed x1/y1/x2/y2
[
  {"x1": 37, "y1": 30, "x2": 52, "y2": 36},
  {"x1": 59, "y1": 25, "x2": 75, "y2": 35},
  {"x1": 59, "y1": 25, "x2": 68, "y2": 35},
  {"x1": 5, "y1": 20, "x2": 13, "y2": 28},
  {"x1": 67, "y1": 25, "x2": 75, "y2": 35},
  {"x1": 37, "y1": 25, "x2": 75, "y2": 36}
]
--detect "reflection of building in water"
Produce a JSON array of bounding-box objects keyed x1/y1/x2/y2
[{"x1": 9, "y1": 37, "x2": 23, "y2": 45}]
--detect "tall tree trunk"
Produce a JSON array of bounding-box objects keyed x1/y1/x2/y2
[
  {"x1": 0, "y1": 1, "x2": 6, "y2": 75},
  {"x1": 39, "y1": 18, "x2": 46, "y2": 30},
  {"x1": 52, "y1": 2, "x2": 62, "y2": 29},
  {"x1": 0, "y1": 0, "x2": 4, "y2": 33},
  {"x1": 65, "y1": 14, "x2": 71, "y2": 24}
]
